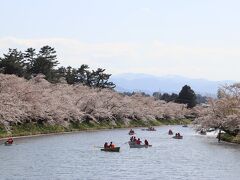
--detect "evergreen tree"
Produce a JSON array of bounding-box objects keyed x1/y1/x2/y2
[
  {"x1": 176, "y1": 85, "x2": 196, "y2": 108},
  {"x1": 24, "y1": 48, "x2": 37, "y2": 79},
  {"x1": 196, "y1": 94, "x2": 207, "y2": 104},
  {"x1": 0, "y1": 46, "x2": 115, "y2": 89},
  {"x1": 24, "y1": 48, "x2": 37, "y2": 64},
  {"x1": 161, "y1": 93, "x2": 171, "y2": 102},
  {"x1": 30, "y1": 46, "x2": 59, "y2": 82},
  {"x1": 152, "y1": 92, "x2": 161, "y2": 99},
  {"x1": 76, "y1": 64, "x2": 90, "y2": 84},
  {"x1": 0, "y1": 49, "x2": 25, "y2": 77},
  {"x1": 91, "y1": 68, "x2": 116, "y2": 89},
  {"x1": 170, "y1": 93, "x2": 179, "y2": 102},
  {"x1": 64, "y1": 66, "x2": 78, "y2": 84},
  {"x1": 160, "y1": 93, "x2": 178, "y2": 102}
]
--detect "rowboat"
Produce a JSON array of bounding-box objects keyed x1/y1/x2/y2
[
  {"x1": 206, "y1": 128, "x2": 215, "y2": 132},
  {"x1": 199, "y1": 131, "x2": 206, "y2": 135},
  {"x1": 172, "y1": 136, "x2": 183, "y2": 139},
  {"x1": 129, "y1": 144, "x2": 152, "y2": 148},
  {"x1": 4, "y1": 142, "x2": 13, "y2": 146},
  {"x1": 128, "y1": 141, "x2": 152, "y2": 148},
  {"x1": 128, "y1": 132, "x2": 135, "y2": 135},
  {"x1": 182, "y1": 125, "x2": 188, "y2": 127},
  {"x1": 101, "y1": 147, "x2": 120, "y2": 152},
  {"x1": 142, "y1": 128, "x2": 156, "y2": 131}
]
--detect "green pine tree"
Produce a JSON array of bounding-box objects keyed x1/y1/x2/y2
[{"x1": 177, "y1": 85, "x2": 197, "y2": 108}]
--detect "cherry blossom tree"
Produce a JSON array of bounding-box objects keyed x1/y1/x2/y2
[
  {"x1": 195, "y1": 83, "x2": 240, "y2": 135},
  {"x1": 0, "y1": 74, "x2": 192, "y2": 132}
]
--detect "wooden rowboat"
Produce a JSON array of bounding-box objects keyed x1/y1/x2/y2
[
  {"x1": 128, "y1": 132, "x2": 135, "y2": 135},
  {"x1": 206, "y1": 128, "x2": 215, "y2": 132},
  {"x1": 101, "y1": 147, "x2": 120, "y2": 152},
  {"x1": 199, "y1": 129, "x2": 207, "y2": 135},
  {"x1": 4, "y1": 142, "x2": 13, "y2": 146},
  {"x1": 142, "y1": 128, "x2": 156, "y2": 131},
  {"x1": 199, "y1": 131, "x2": 206, "y2": 135},
  {"x1": 172, "y1": 136, "x2": 183, "y2": 139},
  {"x1": 129, "y1": 144, "x2": 152, "y2": 148},
  {"x1": 128, "y1": 141, "x2": 152, "y2": 148}
]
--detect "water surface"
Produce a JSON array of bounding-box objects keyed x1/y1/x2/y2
[{"x1": 1, "y1": 125, "x2": 240, "y2": 180}]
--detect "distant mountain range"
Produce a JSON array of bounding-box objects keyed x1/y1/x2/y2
[{"x1": 110, "y1": 73, "x2": 235, "y2": 96}]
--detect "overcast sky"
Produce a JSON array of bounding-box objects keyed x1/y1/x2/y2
[{"x1": 0, "y1": 0, "x2": 239, "y2": 81}]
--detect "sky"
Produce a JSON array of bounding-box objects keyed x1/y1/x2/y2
[{"x1": 0, "y1": 0, "x2": 240, "y2": 81}]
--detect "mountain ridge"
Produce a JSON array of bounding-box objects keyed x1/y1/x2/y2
[{"x1": 110, "y1": 73, "x2": 235, "y2": 96}]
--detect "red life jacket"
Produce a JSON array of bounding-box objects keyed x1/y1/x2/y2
[{"x1": 136, "y1": 140, "x2": 141, "y2": 144}]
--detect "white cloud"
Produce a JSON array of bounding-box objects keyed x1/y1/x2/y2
[
  {"x1": 0, "y1": 37, "x2": 239, "y2": 81},
  {"x1": 148, "y1": 40, "x2": 240, "y2": 59}
]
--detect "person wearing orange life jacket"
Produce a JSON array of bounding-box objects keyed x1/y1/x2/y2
[{"x1": 109, "y1": 142, "x2": 115, "y2": 149}]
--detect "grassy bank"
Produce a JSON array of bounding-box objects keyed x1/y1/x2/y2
[
  {"x1": 220, "y1": 133, "x2": 240, "y2": 144},
  {"x1": 0, "y1": 118, "x2": 192, "y2": 139}
]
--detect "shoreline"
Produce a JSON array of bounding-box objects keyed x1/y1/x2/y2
[
  {"x1": 0, "y1": 128, "x2": 116, "y2": 141},
  {"x1": 219, "y1": 133, "x2": 240, "y2": 144},
  {"x1": 0, "y1": 119, "x2": 192, "y2": 141},
  {"x1": 0, "y1": 126, "x2": 148, "y2": 141}
]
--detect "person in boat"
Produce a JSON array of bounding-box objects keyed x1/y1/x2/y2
[
  {"x1": 129, "y1": 129, "x2": 134, "y2": 133},
  {"x1": 104, "y1": 142, "x2": 109, "y2": 149},
  {"x1": 109, "y1": 142, "x2": 115, "y2": 149},
  {"x1": 133, "y1": 136, "x2": 136, "y2": 142},
  {"x1": 168, "y1": 129, "x2": 173, "y2": 134},
  {"x1": 152, "y1": 127, "x2": 156, "y2": 131},
  {"x1": 6, "y1": 137, "x2": 13, "y2": 144},
  {"x1": 130, "y1": 136, "x2": 134, "y2": 142},
  {"x1": 175, "y1": 133, "x2": 178, "y2": 137},
  {"x1": 136, "y1": 138, "x2": 141, "y2": 145},
  {"x1": 144, "y1": 139, "x2": 149, "y2": 146},
  {"x1": 200, "y1": 129, "x2": 206, "y2": 134}
]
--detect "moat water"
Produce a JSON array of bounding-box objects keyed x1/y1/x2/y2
[{"x1": 1, "y1": 125, "x2": 240, "y2": 180}]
